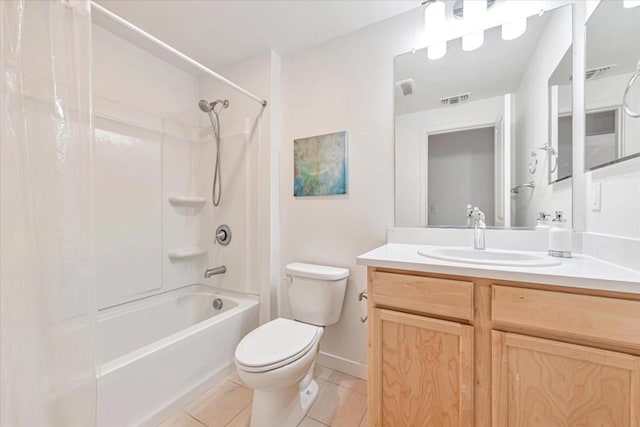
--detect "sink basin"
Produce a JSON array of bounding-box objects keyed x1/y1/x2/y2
[{"x1": 417, "y1": 247, "x2": 562, "y2": 267}]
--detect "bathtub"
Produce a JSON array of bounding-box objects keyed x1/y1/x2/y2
[{"x1": 97, "y1": 285, "x2": 258, "y2": 426}]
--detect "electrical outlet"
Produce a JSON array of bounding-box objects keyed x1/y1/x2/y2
[{"x1": 591, "y1": 182, "x2": 602, "y2": 212}]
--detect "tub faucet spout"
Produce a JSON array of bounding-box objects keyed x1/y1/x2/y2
[{"x1": 204, "y1": 265, "x2": 226, "y2": 278}]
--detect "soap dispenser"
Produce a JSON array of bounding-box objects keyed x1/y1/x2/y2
[{"x1": 548, "y1": 211, "x2": 572, "y2": 258}]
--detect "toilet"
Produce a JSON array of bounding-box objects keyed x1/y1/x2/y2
[{"x1": 234, "y1": 262, "x2": 349, "y2": 427}]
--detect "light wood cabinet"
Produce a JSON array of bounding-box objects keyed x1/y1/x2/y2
[
  {"x1": 367, "y1": 267, "x2": 640, "y2": 427},
  {"x1": 369, "y1": 308, "x2": 473, "y2": 426},
  {"x1": 492, "y1": 331, "x2": 640, "y2": 427}
]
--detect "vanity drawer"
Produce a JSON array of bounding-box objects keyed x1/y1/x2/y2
[
  {"x1": 492, "y1": 286, "x2": 640, "y2": 350},
  {"x1": 369, "y1": 271, "x2": 473, "y2": 320}
]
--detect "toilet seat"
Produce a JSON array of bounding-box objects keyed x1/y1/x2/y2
[{"x1": 235, "y1": 318, "x2": 322, "y2": 373}]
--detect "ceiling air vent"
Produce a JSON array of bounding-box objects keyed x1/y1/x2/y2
[
  {"x1": 586, "y1": 64, "x2": 616, "y2": 80},
  {"x1": 440, "y1": 92, "x2": 470, "y2": 106},
  {"x1": 570, "y1": 64, "x2": 617, "y2": 81},
  {"x1": 395, "y1": 79, "x2": 415, "y2": 97}
]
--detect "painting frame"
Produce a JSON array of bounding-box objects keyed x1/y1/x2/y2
[{"x1": 293, "y1": 131, "x2": 348, "y2": 197}]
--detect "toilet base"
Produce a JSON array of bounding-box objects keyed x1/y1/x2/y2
[{"x1": 249, "y1": 377, "x2": 319, "y2": 427}]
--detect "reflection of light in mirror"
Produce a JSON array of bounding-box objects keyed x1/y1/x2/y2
[
  {"x1": 428, "y1": 41, "x2": 447, "y2": 60},
  {"x1": 424, "y1": 1, "x2": 445, "y2": 31},
  {"x1": 502, "y1": 17, "x2": 527, "y2": 41},
  {"x1": 623, "y1": 0, "x2": 640, "y2": 8},
  {"x1": 463, "y1": 31, "x2": 484, "y2": 51},
  {"x1": 463, "y1": 0, "x2": 486, "y2": 19},
  {"x1": 462, "y1": 0, "x2": 485, "y2": 51}
]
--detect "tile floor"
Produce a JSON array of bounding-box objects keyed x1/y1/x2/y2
[{"x1": 158, "y1": 364, "x2": 367, "y2": 427}]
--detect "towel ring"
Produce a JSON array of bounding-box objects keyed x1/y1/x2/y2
[{"x1": 623, "y1": 60, "x2": 640, "y2": 119}]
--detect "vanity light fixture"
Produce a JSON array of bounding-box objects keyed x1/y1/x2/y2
[
  {"x1": 424, "y1": 0, "x2": 445, "y2": 26},
  {"x1": 623, "y1": 0, "x2": 640, "y2": 8},
  {"x1": 463, "y1": 31, "x2": 484, "y2": 51},
  {"x1": 424, "y1": 0, "x2": 447, "y2": 59},
  {"x1": 428, "y1": 41, "x2": 447, "y2": 60},
  {"x1": 502, "y1": 17, "x2": 527, "y2": 41},
  {"x1": 461, "y1": 0, "x2": 486, "y2": 51}
]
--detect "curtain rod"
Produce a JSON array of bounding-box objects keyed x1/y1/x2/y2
[{"x1": 90, "y1": 1, "x2": 268, "y2": 107}]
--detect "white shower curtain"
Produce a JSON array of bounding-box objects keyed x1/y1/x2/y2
[{"x1": 0, "y1": 0, "x2": 97, "y2": 425}]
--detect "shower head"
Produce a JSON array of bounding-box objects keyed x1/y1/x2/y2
[
  {"x1": 198, "y1": 99, "x2": 229, "y2": 113},
  {"x1": 198, "y1": 99, "x2": 212, "y2": 112}
]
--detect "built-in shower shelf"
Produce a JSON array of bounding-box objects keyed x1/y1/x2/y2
[
  {"x1": 168, "y1": 196, "x2": 207, "y2": 207},
  {"x1": 168, "y1": 248, "x2": 207, "y2": 261}
]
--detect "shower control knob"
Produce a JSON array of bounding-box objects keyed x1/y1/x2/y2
[{"x1": 215, "y1": 224, "x2": 232, "y2": 246}]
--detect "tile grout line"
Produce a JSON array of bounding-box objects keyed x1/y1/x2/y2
[
  {"x1": 324, "y1": 378, "x2": 368, "y2": 396},
  {"x1": 357, "y1": 408, "x2": 367, "y2": 427},
  {"x1": 223, "y1": 401, "x2": 253, "y2": 427},
  {"x1": 305, "y1": 414, "x2": 330, "y2": 426},
  {"x1": 184, "y1": 411, "x2": 208, "y2": 427}
]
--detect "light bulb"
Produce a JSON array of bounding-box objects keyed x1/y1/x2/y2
[
  {"x1": 502, "y1": 17, "x2": 527, "y2": 40},
  {"x1": 623, "y1": 0, "x2": 640, "y2": 8},
  {"x1": 464, "y1": 0, "x2": 486, "y2": 21},
  {"x1": 462, "y1": 31, "x2": 484, "y2": 51},
  {"x1": 428, "y1": 41, "x2": 447, "y2": 60},
  {"x1": 424, "y1": 1, "x2": 445, "y2": 30}
]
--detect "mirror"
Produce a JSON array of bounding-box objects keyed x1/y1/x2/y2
[
  {"x1": 548, "y1": 48, "x2": 573, "y2": 183},
  {"x1": 584, "y1": 0, "x2": 640, "y2": 171},
  {"x1": 395, "y1": 5, "x2": 573, "y2": 228}
]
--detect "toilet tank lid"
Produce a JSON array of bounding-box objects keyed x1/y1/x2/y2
[{"x1": 286, "y1": 263, "x2": 349, "y2": 281}]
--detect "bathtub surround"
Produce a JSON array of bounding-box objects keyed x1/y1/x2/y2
[
  {"x1": 199, "y1": 50, "x2": 281, "y2": 325},
  {"x1": 93, "y1": 25, "x2": 205, "y2": 308},
  {"x1": 91, "y1": 17, "x2": 274, "y2": 423}
]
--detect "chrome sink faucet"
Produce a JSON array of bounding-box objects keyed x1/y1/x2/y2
[
  {"x1": 204, "y1": 265, "x2": 226, "y2": 278},
  {"x1": 467, "y1": 205, "x2": 486, "y2": 250}
]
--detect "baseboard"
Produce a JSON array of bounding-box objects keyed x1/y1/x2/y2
[{"x1": 317, "y1": 351, "x2": 367, "y2": 380}]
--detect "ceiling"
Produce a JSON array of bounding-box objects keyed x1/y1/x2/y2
[{"x1": 94, "y1": 0, "x2": 420, "y2": 72}]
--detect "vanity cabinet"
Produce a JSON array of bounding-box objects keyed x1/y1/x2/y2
[
  {"x1": 492, "y1": 331, "x2": 640, "y2": 426},
  {"x1": 367, "y1": 270, "x2": 477, "y2": 426},
  {"x1": 370, "y1": 308, "x2": 474, "y2": 426},
  {"x1": 366, "y1": 268, "x2": 640, "y2": 427}
]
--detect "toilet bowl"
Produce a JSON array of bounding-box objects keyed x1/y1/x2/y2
[
  {"x1": 235, "y1": 318, "x2": 323, "y2": 427},
  {"x1": 234, "y1": 263, "x2": 349, "y2": 427}
]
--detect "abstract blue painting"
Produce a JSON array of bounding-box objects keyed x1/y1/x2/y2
[{"x1": 294, "y1": 131, "x2": 348, "y2": 197}]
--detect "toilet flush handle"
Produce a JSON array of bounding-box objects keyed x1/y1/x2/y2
[
  {"x1": 283, "y1": 276, "x2": 292, "y2": 284},
  {"x1": 358, "y1": 290, "x2": 368, "y2": 323}
]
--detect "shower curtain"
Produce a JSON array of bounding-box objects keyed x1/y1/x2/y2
[{"x1": 0, "y1": 0, "x2": 97, "y2": 425}]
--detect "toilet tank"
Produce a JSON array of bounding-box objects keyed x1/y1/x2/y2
[{"x1": 285, "y1": 263, "x2": 349, "y2": 327}]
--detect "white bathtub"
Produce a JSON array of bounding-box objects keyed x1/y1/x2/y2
[{"x1": 97, "y1": 285, "x2": 258, "y2": 426}]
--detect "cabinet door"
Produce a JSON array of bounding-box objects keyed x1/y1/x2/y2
[
  {"x1": 492, "y1": 331, "x2": 640, "y2": 427},
  {"x1": 369, "y1": 308, "x2": 474, "y2": 426}
]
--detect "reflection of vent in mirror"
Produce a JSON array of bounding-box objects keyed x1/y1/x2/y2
[
  {"x1": 395, "y1": 79, "x2": 415, "y2": 96},
  {"x1": 452, "y1": 0, "x2": 496, "y2": 19},
  {"x1": 570, "y1": 64, "x2": 617, "y2": 81},
  {"x1": 440, "y1": 93, "x2": 470, "y2": 106}
]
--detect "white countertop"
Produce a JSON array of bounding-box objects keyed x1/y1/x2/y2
[{"x1": 357, "y1": 243, "x2": 640, "y2": 295}]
